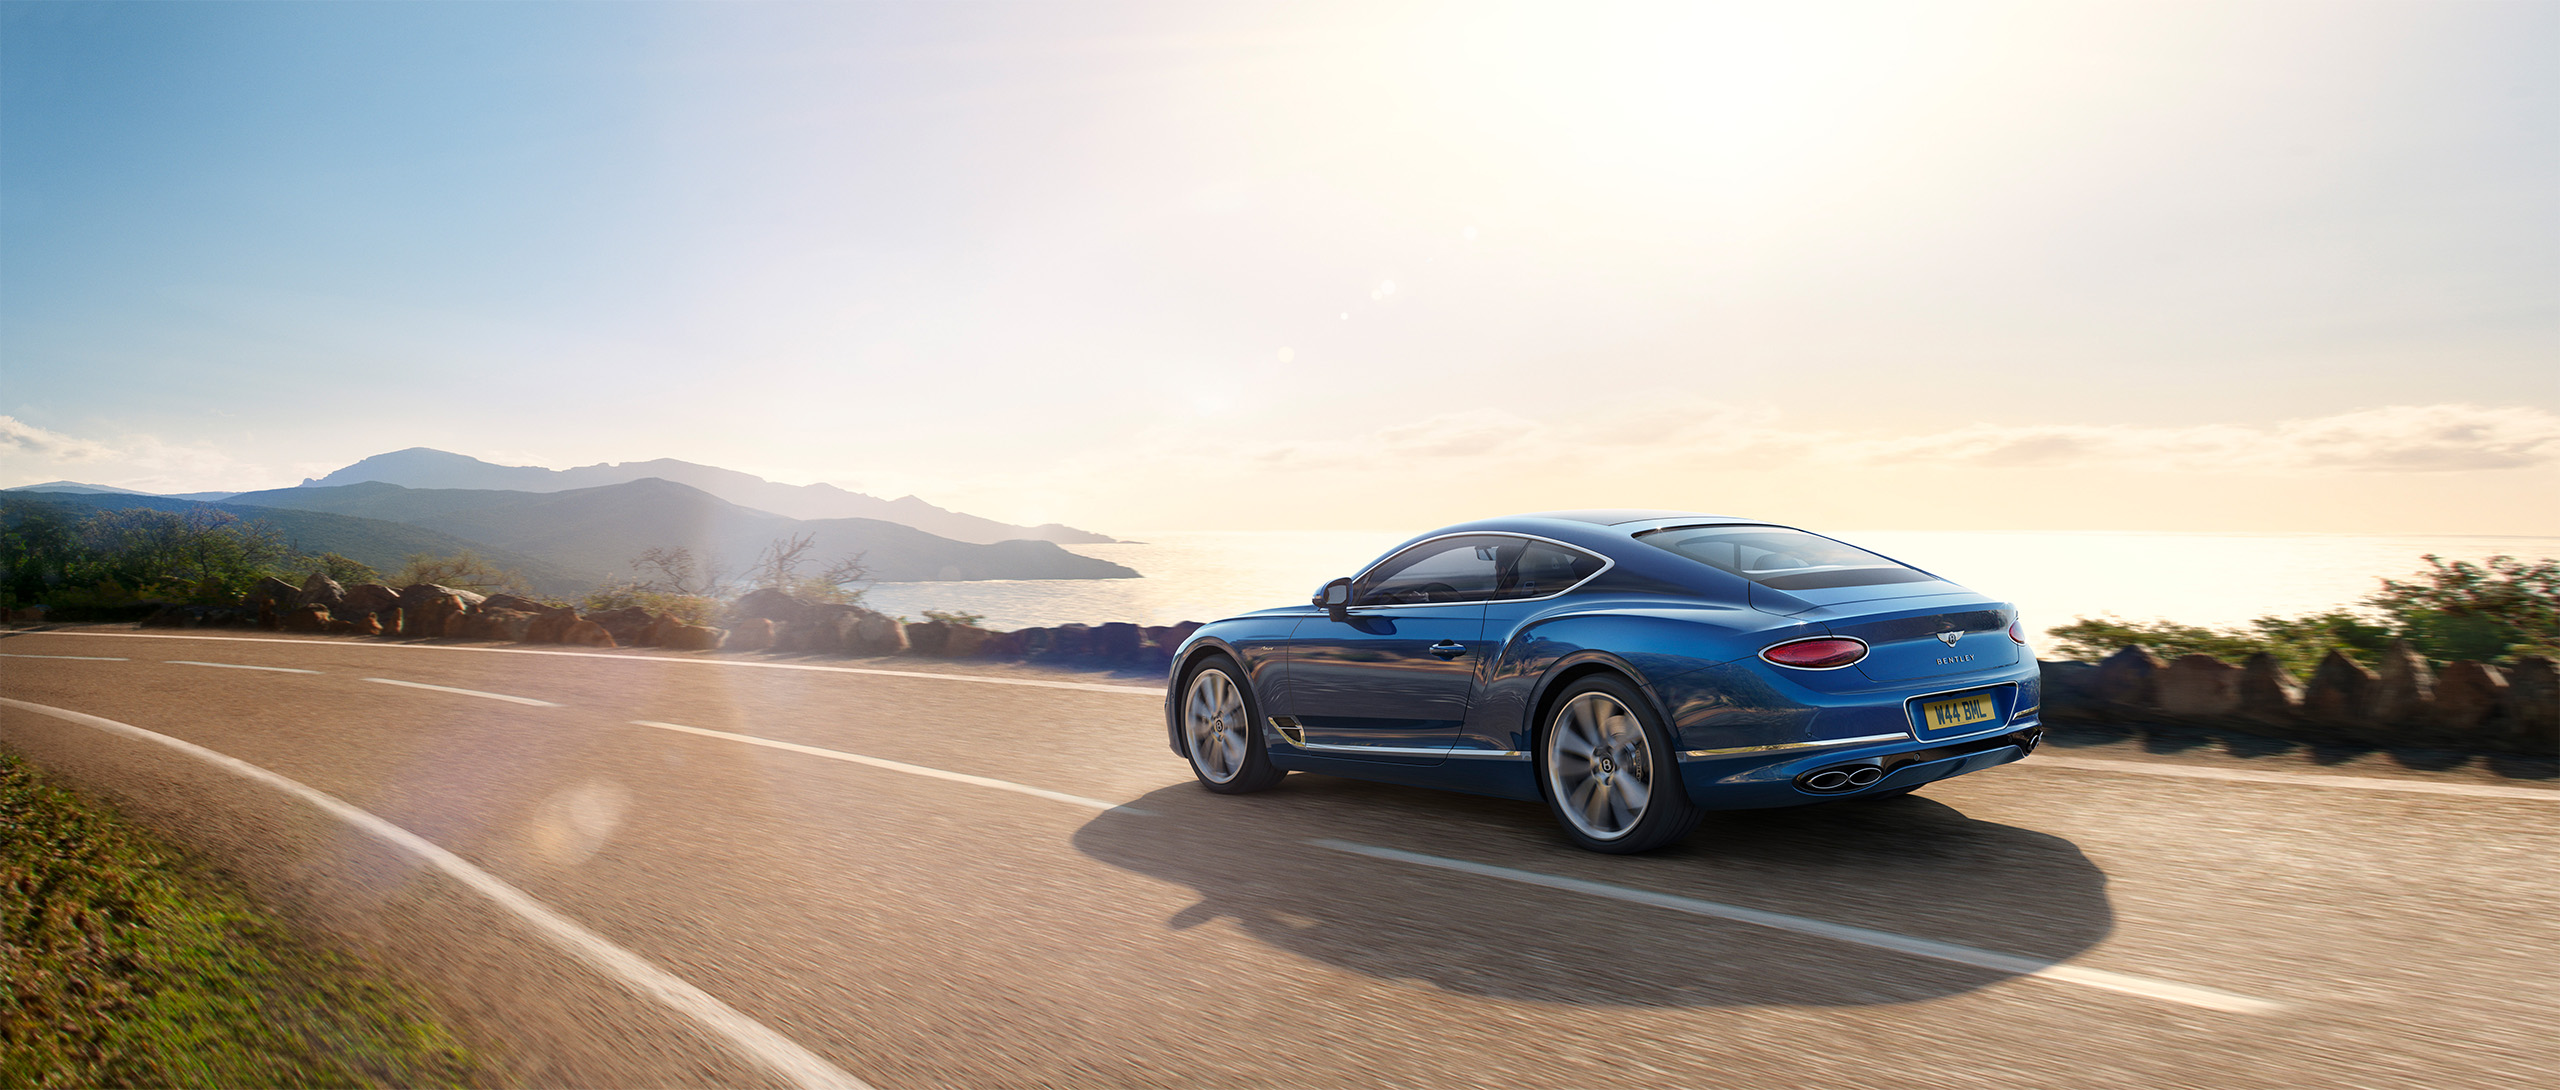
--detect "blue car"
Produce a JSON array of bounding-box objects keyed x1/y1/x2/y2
[{"x1": 1164, "y1": 511, "x2": 2044, "y2": 853}]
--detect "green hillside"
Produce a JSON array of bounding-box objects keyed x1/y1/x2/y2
[{"x1": 2, "y1": 492, "x2": 588, "y2": 596}]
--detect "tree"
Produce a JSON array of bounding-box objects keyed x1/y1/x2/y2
[
  {"x1": 746, "y1": 533, "x2": 867, "y2": 604},
  {"x1": 282, "y1": 551, "x2": 383, "y2": 588}
]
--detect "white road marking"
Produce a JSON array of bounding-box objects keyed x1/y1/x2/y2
[
  {"x1": 27, "y1": 630, "x2": 1163, "y2": 694},
  {"x1": 169, "y1": 660, "x2": 322, "y2": 675},
  {"x1": 0, "y1": 652, "x2": 128, "y2": 660},
  {"x1": 0, "y1": 696, "x2": 869, "y2": 1090},
  {"x1": 362, "y1": 677, "x2": 559, "y2": 707},
  {"x1": 632, "y1": 720, "x2": 1154, "y2": 816},
  {"x1": 2031, "y1": 755, "x2": 2558, "y2": 801},
  {"x1": 1313, "y1": 838, "x2": 2284, "y2": 1016}
]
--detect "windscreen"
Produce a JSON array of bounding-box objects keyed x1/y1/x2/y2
[{"x1": 1634, "y1": 525, "x2": 1938, "y2": 590}]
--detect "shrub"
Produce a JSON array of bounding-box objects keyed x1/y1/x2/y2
[
  {"x1": 390, "y1": 550, "x2": 531, "y2": 596},
  {"x1": 579, "y1": 580, "x2": 723, "y2": 627},
  {"x1": 919, "y1": 609, "x2": 985, "y2": 627},
  {"x1": 2049, "y1": 553, "x2": 2557, "y2": 670}
]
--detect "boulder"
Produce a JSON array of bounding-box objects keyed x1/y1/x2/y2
[
  {"x1": 2427, "y1": 660, "x2": 2507, "y2": 737},
  {"x1": 405, "y1": 593, "x2": 469, "y2": 639},
  {"x1": 903, "y1": 621, "x2": 950, "y2": 656},
  {"x1": 2369, "y1": 640, "x2": 2436, "y2": 727},
  {"x1": 1142, "y1": 623, "x2": 1203, "y2": 656},
  {"x1": 295, "y1": 572, "x2": 347, "y2": 610},
  {"x1": 2502, "y1": 656, "x2": 2557, "y2": 754},
  {"x1": 1042, "y1": 624, "x2": 1095, "y2": 660},
  {"x1": 584, "y1": 607, "x2": 662, "y2": 647},
  {"x1": 256, "y1": 600, "x2": 280, "y2": 630},
  {"x1": 2036, "y1": 660, "x2": 2102, "y2": 718},
  {"x1": 725, "y1": 617, "x2": 777, "y2": 652},
  {"x1": 2156, "y1": 654, "x2": 2240, "y2": 719},
  {"x1": 1091, "y1": 622, "x2": 1144, "y2": 663},
  {"x1": 399, "y1": 583, "x2": 487, "y2": 615},
  {"x1": 942, "y1": 624, "x2": 991, "y2": 657},
  {"x1": 340, "y1": 583, "x2": 402, "y2": 615},
  {"x1": 850, "y1": 612, "x2": 909, "y2": 656},
  {"x1": 2301, "y1": 651, "x2": 2377, "y2": 733},
  {"x1": 282, "y1": 605, "x2": 330, "y2": 632},
  {"x1": 728, "y1": 588, "x2": 814, "y2": 626},
  {"x1": 481, "y1": 593, "x2": 552, "y2": 615},
  {"x1": 659, "y1": 622, "x2": 723, "y2": 651},
  {"x1": 2235, "y1": 653, "x2": 2304, "y2": 724},
  {"x1": 977, "y1": 629, "x2": 1028, "y2": 658},
  {"x1": 460, "y1": 608, "x2": 537, "y2": 642},
  {"x1": 562, "y1": 618, "x2": 616, "y2": 648},
  {"x1": 2092, "y1": 645, "x2": 2162, "y2": 711},
  {"x1": 524, "y1": 607, "x2": 580, "y2": 644},
  {"x1": 243, "y1": 576, "x2": 301, "y2": 614}
]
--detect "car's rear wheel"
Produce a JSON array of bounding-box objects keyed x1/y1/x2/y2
[
  {"x1": 1181, "y1": 655, "x2": 1283, "y2": 793},
  {"x1": 1538, "y1": 675, "x2": 1701, "y2": 853}
]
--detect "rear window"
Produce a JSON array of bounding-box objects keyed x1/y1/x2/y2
[{"x1": 1634, "y1": 525, "x2": 1938, "y2": 590}]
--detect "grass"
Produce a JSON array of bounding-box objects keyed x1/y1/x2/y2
[{"x1": 0, "y1": 750, "x2": 482, "y2": 1089}]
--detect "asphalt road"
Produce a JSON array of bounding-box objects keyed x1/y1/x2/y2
[{"x1": 2, "y1": 627, "x2": 2553, "y2": 1089}]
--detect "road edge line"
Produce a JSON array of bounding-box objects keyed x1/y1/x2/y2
[
  {"x1": 632, "y1": 720, "x2": 1154, "y2": 816},
  {"x1": 0, "y1": 696, "x2": 871, "y2": 1090}
]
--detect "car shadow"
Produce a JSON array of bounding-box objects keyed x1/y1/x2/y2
[{"x1": 1073, "y1": 775, "x2": 2114, "y2": 1009}]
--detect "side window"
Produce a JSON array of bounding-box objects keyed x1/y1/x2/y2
[
  {"x1": 1354, "y1": 536, "x2": 1506, "y2": 605},
  {"x1": 1495, "y1": 539, "x2": 1605, "y2": 599}
]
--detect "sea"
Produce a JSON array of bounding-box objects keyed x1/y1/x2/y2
[{"x1": 857, "y1": 529, "x2": 2560, "y2": 641}]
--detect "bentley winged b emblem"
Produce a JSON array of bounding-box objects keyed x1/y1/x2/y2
[{"x1": 1936, "y1": 630, "x2": 1963, "y2": 647}]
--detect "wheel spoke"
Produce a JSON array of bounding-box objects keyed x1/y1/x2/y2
[
  {"x1": 1616, "y1": 773, "x2": 1650, "y2": 814},
  {"x1": 1582, "y1": 777, "x2": 1615, "y2": 827}
]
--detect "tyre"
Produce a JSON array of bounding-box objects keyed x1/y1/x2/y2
[
  {"x1": 1538, "y1": 675, "x2": 1702, "y2": 853},
  {"x1": 1180, "y1": 655, "x2": 1284, "y2": 793}
]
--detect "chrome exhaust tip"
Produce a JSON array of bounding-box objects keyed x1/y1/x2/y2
[
  {"x1": 1846, "y1": 766, "x2": 1884, "y2": 787},
  {"x1": 1805, "y1": 769, "x2": 1852, "y2": 791}
]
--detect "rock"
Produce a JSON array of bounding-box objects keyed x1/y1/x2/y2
[
  {"x1": 2369, "y1": 640, "x2": 2436, "y2": 728},
  {"x1": 943, "y1": 624, "x2": 990, "y2": 657},
  {"x1": 1143, "y1": 623, "x2": 1203, "y2": 655},
  {"x1": 244, "y1": 576, "x2": 301, "y2": 613},
  {"x1": 2092, "y1": 645, "x2": 2162, "y2": 711},
  {"x1": 481, "y1": 593, "x2": 552, "y2": 615},
  {"x1": 725, "y1": 617, "x2": 777, "y2": 652},
  {"x1": 399, "y1": 583, "x2": 487, "y2": 616},
  {"x1": 562, "y1": 618, "x2": 616, "y2": 648},
  {"x1": 584, "y1": 607, "x2": 661, "y2": 647},
  {"x1": 2502, "y1": 656, "x2": 2557, "y2": 754},
  {"x1": 324, "y1": 616, "x2": 362, "y2": 636},
  {"x1": 788, "y1": 605, "x2": 866, "y2": 654},
  {"x1": 850, "y1": 612, "x2": 908, "y2": 656},
  {"x1": 2156, "y1": 654, "x2": 2240, "y2": 719},
  {"x1": 728, "y1": 588, "x2": 813, "y2": 626},
  {"x1": 2301, "y1": 651, "x2": 2377, "y2": 733},
  {"x1": 1041, "y1": 624, "x2": 1094, "y2": 660},
  {"x1": 282, "y1": 605, "x2": 331, "y2": 632},
  {"x1": 2235, "y1": 653, "x2": 2304, "y2": 723},
  {"x1": 296, "y1": 572, "x2": 347, "y2": 609},
  {"x1": 460, "y1": 608, "x2": 537, "y2": 642},
  {"x1": 2036, "y1": 660, "x2": 2102, "y2": 718},
  {"x1": 2427, "y1": 661, "x2": 2507, "y2": 737},
  {"x1": 524, "y1": 607, "x2": 580, "y2": 643},
  {"x1": 256, "y1": 600, "x2": 280, "y2": 630},
  {"x1": 977, "y1": 629, "x2": 1027, "y2": 658},
  {"x1": 659, "y1": 622, "x2": 723, "y2": 651},
  {"x1": 340, "y1": 583, "x2": 402, "y2": 615},
  {"x1": 903, "y1": 621, "x2": 950, "y2": 656},
  {"x1": 1091, "y1": 622, "x2": 1143, "y2": 663},
  {"x1": 1014, "y1": 627, "x2": 1056, "y2": 658}
]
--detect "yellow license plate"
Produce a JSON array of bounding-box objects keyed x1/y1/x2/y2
[{"x1": 1920, "y1": 693, "x2": 1998, "y2": 732}]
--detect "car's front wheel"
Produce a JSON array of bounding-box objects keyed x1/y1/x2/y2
[
  {"x1": 1180, "y1": 655, "x2": 1283, "y2": 793},
  {"x1": 1538, "y1": 675, "x2": 1701, "y2": 853}
]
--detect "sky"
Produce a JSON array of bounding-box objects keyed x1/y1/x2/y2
[{"x1": 2, "y1": 0, "x2": 2554, "y2": 535}]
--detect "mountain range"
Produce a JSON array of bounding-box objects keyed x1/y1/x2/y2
[
  {"x1": 4, "y1": 448, "x2": 1135, "y2": 593},
  {"x1": 298, "y1": 448, "x2": 1111, "y2": 545}
]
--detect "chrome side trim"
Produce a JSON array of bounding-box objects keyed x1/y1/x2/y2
[
  {"x1": 1340, "y1": 531, "x2": 1617, "y2": 609},
  {"x1": 1681, "y1": 732, "x2": 1909, "y2": 759},
  {"x1": 1280, "y1": 738, "x2": 1527, "y2": 760}
]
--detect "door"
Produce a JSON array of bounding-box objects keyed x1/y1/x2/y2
[{"x1": 1283, "y1": 535, "x2": 1507, "y2": 762}]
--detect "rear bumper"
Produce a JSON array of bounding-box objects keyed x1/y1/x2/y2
[{"x1": 1676, "y1": 721, "x2": 2043, "y2": 810}]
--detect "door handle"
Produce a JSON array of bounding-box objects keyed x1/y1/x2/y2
[{"x1": 1429, "y1": 640, "x2": 1468, "y2": 659}]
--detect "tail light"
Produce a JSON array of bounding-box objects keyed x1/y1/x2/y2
[
  {"x1": 2008, "y1": 620, "x2": 2028, "y2": 644},
  {"x1": 1761, "y1": 636, "x2": 1869, "y2": 670}
]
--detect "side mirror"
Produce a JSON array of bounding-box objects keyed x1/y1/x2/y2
[{"x1": 1313, "y1": 577, "x2": 1352, "y2": 618}]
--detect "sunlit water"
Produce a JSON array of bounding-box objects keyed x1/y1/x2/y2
[{"x1": 858, "y1": 529, "x2": 2560, "y2": 642}]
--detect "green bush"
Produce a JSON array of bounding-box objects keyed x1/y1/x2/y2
[
  {"x1": 579, "y1": 580, "x2": 723, "y2": 628},
  {"x1": 919, "y1": 609, "x2": 985, "y2": 627},
  {"x1": 2049, "y1": 554, "x2": 2558, "y2": 670}
]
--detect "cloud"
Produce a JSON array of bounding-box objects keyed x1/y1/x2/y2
[{"x1": 0, "y1": 416, "x2": 115, "y2": 462}]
